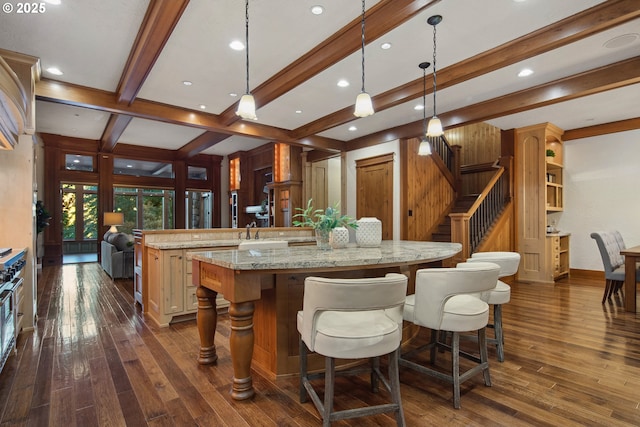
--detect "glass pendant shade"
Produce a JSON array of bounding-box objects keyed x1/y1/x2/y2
[
  {"x1": 426, "y1": 116, "x2": 443, "y2": 137},
  {"x1": 354, "y1": 92, "x2": 374, "y2": 117},
  {"x1": 418, "y1": 139, "x2": 432, "y2": 156},
  {"x1": 236, "y1": 94, "x2": 257, "y2": 120}
]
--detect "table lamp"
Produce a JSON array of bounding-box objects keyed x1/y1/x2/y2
[{"x1": 104, "y1": 212, "x2": 124, "y2": 233}]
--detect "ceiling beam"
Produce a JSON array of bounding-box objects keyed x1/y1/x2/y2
[
  {"x1": 116, "y1": 0, "x2": 190, "y2": 104},
  {"x1": 563, "y1": 117, "x2": 640, "y2": 141},
  {"x1": 292, "y1": 0, "x2": 640, "y2": 139},
  {"x1": 177, "y1": 131, "x2": 229, "y2": 160},
  {"x1": 36, "y1": 79, "x2": 345, "y2": 152},
  {"x1": 347, "y1": 57, "x2": 640, "y2": 150},
  {"x1": 219, "y1": 0, "x2": 441, "y2": 126},
  {"x1": 100, "y1": 114, "x2": 133, "y2": 152}
]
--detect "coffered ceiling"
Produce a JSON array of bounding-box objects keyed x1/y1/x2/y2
[{"x1": 1, "y1": 0, "x2": 639, "y2": 157}]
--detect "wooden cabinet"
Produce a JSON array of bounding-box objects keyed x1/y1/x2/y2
[
  {"x1": 516, "y1": 122, "x2": 568, "y2": 283},
  {"x1": 546, "y1": 233, "x2": 570, "y2": 281},
  {"x1": 147, "y1": 246, "x2": 233, "y2": 327}
]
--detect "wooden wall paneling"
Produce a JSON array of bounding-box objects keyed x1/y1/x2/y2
[{"x1": 402, "y1": 138, "x2": 455, "y2": 241}]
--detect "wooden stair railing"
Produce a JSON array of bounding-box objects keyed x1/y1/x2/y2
[
  {"x1": 450, "y1": 156, "x2": 513, "y2": 263},
  {"x1": 428, "y1": 135, "x2": 462, "y2": 190}
]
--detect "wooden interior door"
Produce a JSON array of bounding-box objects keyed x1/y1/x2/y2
[
  {"x1": 310, "y1": 160, "x2": 328, "y2": 209},
  {"x1": 356, "y1": 154, "x2": 394, "y2": 240}
]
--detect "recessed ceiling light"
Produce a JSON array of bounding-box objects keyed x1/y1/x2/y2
[
  {"x1": 603, "y1": 33, "x2": 639, "y2": 49},
  {"x1": 348, "y1": 126, "x2": 357, "y2": 131},
  {"x1": 414, "y1": 104, "x2": 424, "y2": 111},
  {"x1": 310, "y1": 5, "x2": 324, "y2": 15},
  {"x1": 380, "y1": 42, "x2": 392, "y2": 50},
  {"x1": 182, "y1": 80, "x2": 193, "y2": 86},
  {"x1": 229, "y1": 92, "x2": 238, "y2": 97},
  {"x1": 199, "y1": 104, "x2": 206, "y2": 110},
  {"x1": 229, "y1": 40, "x2": 245, "y2": 51},
  {"x1": 337, "y1": 79, "x2": 349, "y2": 88},
  {"x1": 518, "y1": 68, "x2": 534, "y2": 77},
  {"x1": 46, "y1": 67, "x2": 63, "y2": 76},
  {"x1": 295, "y1": 110, "x2": 302, "y2": 114}
]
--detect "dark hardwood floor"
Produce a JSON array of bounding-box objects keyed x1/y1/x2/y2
[{"x1": 1, "y1": 263, "x2": 639, "y2": 426}]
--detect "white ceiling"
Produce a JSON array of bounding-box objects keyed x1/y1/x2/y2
[{"x1": 1, "y1": 0, "x2": 639, "y2": 157}]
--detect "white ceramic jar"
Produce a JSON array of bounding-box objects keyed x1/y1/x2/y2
[
  {"x1": 356, "y1": 217, "x2": 382, "y2": 247},
  {"x1": 329, "y1": 226, "x2": 349, "y2": 249}
]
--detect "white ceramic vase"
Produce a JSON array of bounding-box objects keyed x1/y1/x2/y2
[
  {"x1": 356, "y1": 217, "x2": 382, "y2": 247},
  {"x1": 330, "y1": 227, "x2": 349, "y2": 249}
]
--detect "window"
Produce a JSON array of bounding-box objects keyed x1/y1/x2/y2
[
  {"x1": 65, "y1": 154, "x2": 94, "y2": 171},
  {"x1": 62, "y1": 184, "x2": 98, "y2": 241},
  {"x1": 188, "y1": 166, "x2": 207, "y2": 180},
  {"x1": 114, "y1": 187, "x2": 175, "y2": 232},
  {"x1": 113, "y1": 158, "x2": 174, "y2": 178},
  {"x1": 185, "y1": 190, "x2": 213, "y2": 229}
]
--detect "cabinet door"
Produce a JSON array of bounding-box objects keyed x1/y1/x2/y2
[
  {"x1": 147, "y1": 248, "x2": 162, "y2": 315},
  {"x1": 163, "y1": 250, "x2": 184, "y2": 314}
]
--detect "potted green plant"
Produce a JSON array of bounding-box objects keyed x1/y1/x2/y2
[
  {"x1": 293, "y1": 199, "x2": 357, "y2": 249},
  {"x1": 545, "y1": 149, "x2": 556, "y2": 162}
]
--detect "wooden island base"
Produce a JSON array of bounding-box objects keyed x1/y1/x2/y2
[{"x1": 192, "y1": 241, "x2": 461, "y2": 400}]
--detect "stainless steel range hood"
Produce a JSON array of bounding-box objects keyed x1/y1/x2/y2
[{"x1": 0, "y1": 55, "x2": 28, "y2": 150}]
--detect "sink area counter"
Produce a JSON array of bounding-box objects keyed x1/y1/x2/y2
[{"x1": 133, "y1": 227, "x2": 315, "y2": 327}]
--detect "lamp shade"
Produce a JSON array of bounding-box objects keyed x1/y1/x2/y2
[
  {"x1": 236, "y1": 94, "x2": 257, "y2": 120},
  {"x1": 104, "y1": 212, "x2": 124, "y2": 233},
  {"x1": 418, "y1": 139, "x2": 432, "y2": 156},
  {"x1": 426, "y1": 116, "x2": 443, "y2": 137},
  {"x1": 354, "y1": 92, "x2": 374, "y2": 117}
]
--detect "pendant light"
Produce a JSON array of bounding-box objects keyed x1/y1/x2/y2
[
  {"x1": 418, "y1": 61, "x2": 432, "y2": 156},
  {"x1": 354, "y1": 0, "x2": 374, "y2": 118},
  {"x1": 236, "y1": 0, "x2": 257, "y2": 120},
  {"x1": 426, "y1": 15, "x2": 443, "y2": 137}
]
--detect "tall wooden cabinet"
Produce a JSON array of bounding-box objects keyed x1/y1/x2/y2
[{"x1": 515, "y1": 123, "x2": 569, "y2": 283}]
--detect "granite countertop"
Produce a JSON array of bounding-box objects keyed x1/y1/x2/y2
[
  {"x1": 147, "y1": 236, "x2": 315, "y2": 250},
  {"x1": 191, "y1": 240, "x2": 461, "y2": 271}
]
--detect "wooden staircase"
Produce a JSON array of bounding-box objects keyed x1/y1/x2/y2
[{"x1": 431, "y1": 195, "x2": 479, "y2": 242}]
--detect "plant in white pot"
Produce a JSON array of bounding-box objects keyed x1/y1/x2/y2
[{"x1": 292, "y1": 199, "x2": 357, "y2": 250}]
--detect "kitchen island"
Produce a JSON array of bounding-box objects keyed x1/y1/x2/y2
[{"x1": 191, "y1": 240, "x2": 461, "y2": 400}]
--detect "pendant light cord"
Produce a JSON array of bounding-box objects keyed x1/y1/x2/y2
[
  {"x1": 423, "y1": 67, "x2": 427, "y2": 134},
  {"x1": 360, "y1": 0, "x2": 366, "y2": 93},
  {"x1": 431, "y1": 22, "x2": 437, "y2": 116},
  {"x1": 244, "y1": 0, "x2": 250, "y2": 95}
]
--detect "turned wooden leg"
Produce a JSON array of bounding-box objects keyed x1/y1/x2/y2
[
  {"x1": 196, "y1": 286, "x2": 218, "y2": 365},
  {"x1": 229, "y1": 301, "x2": 255, "y2": 400}
]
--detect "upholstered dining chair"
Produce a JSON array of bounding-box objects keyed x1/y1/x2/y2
[
  {"x1": 590, "y1": 231, "x2": 640, "y2": 303},
  {"x1": 297, "y1": 274, "x2": 408, "y2": 426},
  {"x1": 463, "y1": 251, "x2": 521, "y2": 362},
  {"x1": 400, "y1": 262, "x2": 500, "y2": 409}
]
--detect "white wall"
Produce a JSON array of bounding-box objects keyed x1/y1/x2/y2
[
  {"x1": 559, "y1": 129, "x2": 640, "y2": 271},
  {"x1": 345, "y1": 140, "x2": 401, "y2": 240}
]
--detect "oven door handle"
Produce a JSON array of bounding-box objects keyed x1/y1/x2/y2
[{"x1": 0, "y1": 290, "x2": 11, "y2": 305}]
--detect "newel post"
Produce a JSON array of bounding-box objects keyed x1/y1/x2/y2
[{"x1": 449, "y1": 212, "x2": 470, "y2": 264}]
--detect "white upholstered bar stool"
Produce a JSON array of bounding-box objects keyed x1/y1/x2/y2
[
  {"x1": 400, "y1": 263, "x2": 500, "y2": 409},
  {"x1": 297, "y1": 274, "x2": 408, "y2": 426},
  {"x1": 464, "y1": 251, "x2": 521, "y2": 362}
]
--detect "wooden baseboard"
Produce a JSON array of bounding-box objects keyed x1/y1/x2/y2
[{"x1": 569, "y1": 268, "x2": 604, "y2": 281}]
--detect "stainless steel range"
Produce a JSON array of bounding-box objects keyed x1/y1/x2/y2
[{"x1": 0, "y1": 248, "x2": 26, "y2": 373}]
